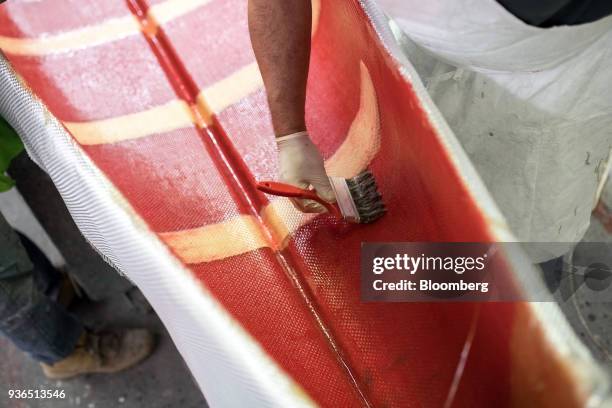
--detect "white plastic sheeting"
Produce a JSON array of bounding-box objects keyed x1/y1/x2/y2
[{"x1": 380, "y1": 0, "x2": 612, "y2": 261}]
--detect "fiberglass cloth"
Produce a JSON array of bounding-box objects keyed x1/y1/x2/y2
[{"x1": 0, "y1": 0, "x2": 607, "y2": 406}]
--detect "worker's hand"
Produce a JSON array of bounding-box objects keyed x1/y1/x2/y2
[{"x1": 277, "y1": 131, "x2": 336, "y2": 213}]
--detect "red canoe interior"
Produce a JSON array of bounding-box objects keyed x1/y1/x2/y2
[{"x1": 0, "y1": 0, "x2": 589, "y2": 406}]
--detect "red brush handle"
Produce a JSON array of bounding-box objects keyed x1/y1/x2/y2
[{"x1": 256, "y1": 181, "x2": 341, "y2": 218}]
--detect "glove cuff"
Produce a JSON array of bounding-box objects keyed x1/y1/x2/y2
[{"x1": 276, "y1": 131, "x2": 309, "y2": 144}]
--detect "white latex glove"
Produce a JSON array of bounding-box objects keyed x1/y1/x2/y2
[{"x1": 276, "y1": 131, "x2": 336, "y2": 213}]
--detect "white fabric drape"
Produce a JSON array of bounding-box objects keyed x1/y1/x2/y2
[{"x1": 380, "y1": 0, "x2": 612, "y2": 261}]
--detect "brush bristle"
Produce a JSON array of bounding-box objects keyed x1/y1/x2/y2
[{"x1": 346, "y1": 170, "x2": 386, "y2": 223}]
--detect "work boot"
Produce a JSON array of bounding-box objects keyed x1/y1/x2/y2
[{"x1": 41, "y1": 329, "x2": 155, "y2": 380}]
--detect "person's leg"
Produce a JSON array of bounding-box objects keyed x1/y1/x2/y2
[
  {"x1": 16, "y1": 231, "x2": 64, "y2": 297},
  {"x1": 0, "y1": 213, "x2": 155, "y2": 379},
  {"x1": 0, "y1": 213, "x2": 83, "y2": 364},
  {"x1": 248, "y1": 0, "x2": 312, "y2": 137},
  {"x1": 0, "y1": 113, "x2": 155, "y2": 376}
]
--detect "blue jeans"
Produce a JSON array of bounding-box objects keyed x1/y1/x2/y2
[{"x1": 0, "y1": 213, "x2": 83, "y2": 364}]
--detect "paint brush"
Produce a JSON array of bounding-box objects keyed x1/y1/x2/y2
[{"x1": 257, "y1": 170, "x2": 386, "y2": 224}]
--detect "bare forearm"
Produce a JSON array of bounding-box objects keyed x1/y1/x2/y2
[
  {"x1": 247, "y1": 0, "x2": 334, "y2": 210},
  {"x1": 248, "y1": 0, "x2": 312, "y2": 137}
]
